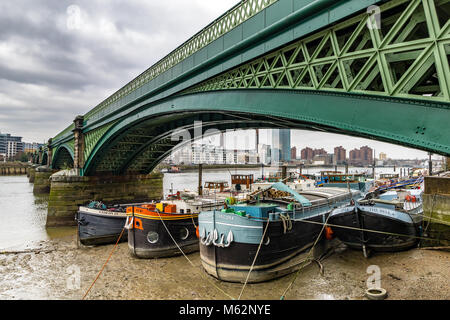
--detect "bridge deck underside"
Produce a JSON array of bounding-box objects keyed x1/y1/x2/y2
[{"x1": 85, "y1": 112, "x2": 316, "y2": 175}]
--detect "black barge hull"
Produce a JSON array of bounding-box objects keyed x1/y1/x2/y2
[
  {"x1": 128, "y1": 216, "x2": 199, "y2": 259},
  {"x1": 328, "y1": 206, "x2": 420, "y2": 252},
  {"x1": 199, "y1": 214, "x2": 325, "y2": 283},
  {"x1": 77, "y1": 208, "x2": 128, "y2": 246}
]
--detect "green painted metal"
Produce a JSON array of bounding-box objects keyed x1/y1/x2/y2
[
  {"x1": 81, "y1": 88, "x2": 449, "y2": 175},
  {"x1": 52, "y1": 0, "x2": 279, "y2": 143},
  {"x1": 51, "y1": 143, "x2": 74, "y2": 169},
  {"x1": 50, "y1": 0, "x2": 450, "y2": 176},
  {"x1": 83, "y1": 121, "x2": 117, "y2": 162},
  {"x1": 53, "y1": 0, "x2": 369, "y2": 144},
  {"x1": 184, "y1": 0, "x2": 450, "y2": 103}
]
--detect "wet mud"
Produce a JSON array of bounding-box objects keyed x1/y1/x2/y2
[{"x1": 0, "y1": 229, "x2": 448, "y2": 300}]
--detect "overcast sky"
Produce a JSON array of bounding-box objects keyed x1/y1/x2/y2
[{"x1": 0, "y1": 0, "x2": 435, "y2": 159}]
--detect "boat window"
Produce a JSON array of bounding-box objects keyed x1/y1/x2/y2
[
  {"x1": 180, "y1": 227, "x2": 189, "y2": 240},
  {"x1": 180, "y1": 209, "x2": 184, "y2": 213},
  {"x1": 187, "y1": 209, "x2": 191, "y2": 213},
  {"x1": 147, "y1": 231, "x2": 159, "y2": 244}
]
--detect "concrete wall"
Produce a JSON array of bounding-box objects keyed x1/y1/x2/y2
[
  {"x1": 47, "y1": 172, "x2": 163, "y2": 227},
  {"x1": 422, "y1": 176, "x2": 450, "y2": 247}
]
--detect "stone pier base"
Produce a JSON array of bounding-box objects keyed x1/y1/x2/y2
[
  {"x1": 28, "y1": 167, "x2": 37, "y2": 183},
  {"x1": 33, "y1": 166, "x2": 55, "y2": 194},
  {"x1": 47, "y1": 170, "x2": 163, "y2": 227},
  {"x1": 421, "y1": 176, "x2": 450, "y2": 247}
]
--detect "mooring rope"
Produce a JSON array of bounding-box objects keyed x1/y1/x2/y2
[
  {"x1": 155, "y1": 210, "x2": 235, "y2": 300},
  {"x1": 238, "y1": 217, "x2": 271, "y2": 300},
  {"x1": 279, "y1": 214, "x2": 332, "y2": 300},
  {"x1": 424, "y1": 194, "x2": 438, "y2": 234},
  {"x1": 82, "y1": 226, "x2": 126, "y2": 300},
  {"x1": 291, "y1": 218, "x2": 436, "y2": 242},
  {"x1": 277, "y1": 207, "x2": 449, "y2": 299}
]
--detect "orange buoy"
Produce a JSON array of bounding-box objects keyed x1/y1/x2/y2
[
  {"x1": 325, "y1": 226, "x2": 334, "y2": 240},
  {"x1": 196, "y1": 226, "x2": 200, "y2": 239}
]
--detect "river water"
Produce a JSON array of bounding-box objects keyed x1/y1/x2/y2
[
  {"x1": 0, "y1": 176, "x2": 49, "y2": 251},
  {"x1": 0, "y1": 166, "x2": 405, "y2": 251}
]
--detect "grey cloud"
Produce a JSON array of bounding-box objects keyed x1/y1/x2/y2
[{"x1": 0, "y1": 0, "x2": 241, "y2": 142}]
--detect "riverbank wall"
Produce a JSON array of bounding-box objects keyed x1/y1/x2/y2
[{"x1": 422, "y1": 175, "x2": 450, "y2": 247}]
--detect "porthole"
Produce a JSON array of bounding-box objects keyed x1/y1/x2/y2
[
  {"x1": 147, "y1": 231, "x2": 159, "y2": 244},
  {"x1": 180, "y1": 227, "x2": 189, "y2": 240}
]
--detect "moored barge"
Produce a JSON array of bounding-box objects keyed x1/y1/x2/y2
[
  {"x1": 76, "y1": 201, "x2": 128, "y2": 246},
  {"x1": 328, "y1": 188, "x2": 423, "y2": 256},
  {"x1": 127, "y1": 198, "x2": 224, "y2": 258},
  {"x1": 198, "y1": 183, "x2": 361, "y2": 283}
]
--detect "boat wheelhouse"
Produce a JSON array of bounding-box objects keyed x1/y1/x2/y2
[{"x1": 317, "y1": 171, "x2": 373, "y2": 193}]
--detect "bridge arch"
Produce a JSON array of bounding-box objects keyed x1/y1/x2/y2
[
  {"x1": 41, "y1": 152, "x2": 48, "y2": 166},
  {"x1": 82, "y1": 88, "x2": 449, "y2": 176},
  {"x1": 52, "y1": 144, "x2": 74, "y2": 170}
]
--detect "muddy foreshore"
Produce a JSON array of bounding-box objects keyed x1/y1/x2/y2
[{"x1": 0, "y1": 229, "x2": 448, "y2": 300}]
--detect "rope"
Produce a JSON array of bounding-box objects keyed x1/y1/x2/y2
[
  {"x1": 82, "y1": 227, "x2": 126, "y2": 300},
  {"x1": 420, "y1": 213, "x2": 450, "y2": 226},
  {"x1": 191, "y1": 214, "x2": 198, "y2": 229},
  {"x1": 241, "y1": 210, "x2": 443, "y2": 242},
  {"x1": 238, "y1": 218, "x2": 270, "y2": 300},
  {"x1": 155, "y1": 210, "x2": 235, "y2": 300},
  {"x1": 292, "y1": 217, "x2": 435, "y2": 242},
  {"x1": 424, "y1": 194, "x2": 437, "y2": 233},
  {"x1": 279, "y1": 214, "x2": 332, "y2": 300}
]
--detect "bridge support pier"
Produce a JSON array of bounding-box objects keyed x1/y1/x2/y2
[
  {"x1": 33, "y1": 166, "x2": 55, "y2": 194},
  {"x1": 72, "y1": 115, "x2": 85, "y2": 172},
  {"x1": 28, "y1": 166, "x2": 37, "y2": 183},
  {"x1": 46, "y1": 171, "x2": 163, "y2": 227},
  {"x1": 47, "y1": 138, "x2": 53, "y2": 168},
  {"x1": 421, "y1": 176, "x2": 450, "y2": 247}
]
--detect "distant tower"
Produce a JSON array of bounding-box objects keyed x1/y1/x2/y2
[
  {"x1": 255, "y1": 129, "x2": 259, "y2": 152},
  {"x1": 219, "y1": 132, "x2": 224, "y2": 148},
  {"x1": 272, "y1": 129, "x2": 291, "y2": 163}
]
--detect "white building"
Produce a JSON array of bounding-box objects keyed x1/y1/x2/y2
[
  {"x1": 258, "y1": 144, "x2": 271, "y2": 164},
  {"x1": 7, "y1": 141, "x2": 22, "y2": 159}
]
